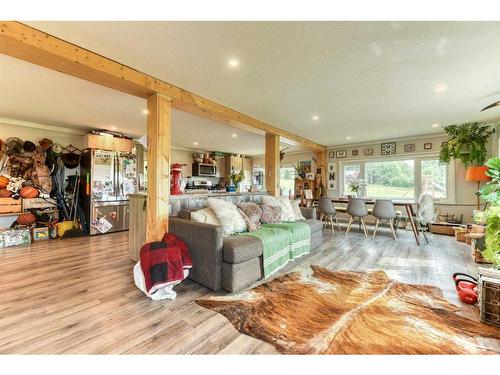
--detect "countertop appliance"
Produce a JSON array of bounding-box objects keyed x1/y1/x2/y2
[
  {"x1": 192, "y1": 162, "x2": 217, "y2": 177},
  {"x1": 80, "y1": 149, "x2": 138, "y2": 235}
]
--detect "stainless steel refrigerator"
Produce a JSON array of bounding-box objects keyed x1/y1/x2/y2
[{"x1": 80, "y1": 149, "x2": 138, "y2": 235}]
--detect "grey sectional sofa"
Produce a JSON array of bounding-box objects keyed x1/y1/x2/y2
[{"x1": 169, "y1": 207, "x2": 324, "y2": 293}]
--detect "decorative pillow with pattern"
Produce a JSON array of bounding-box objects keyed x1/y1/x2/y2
[
  {"x1": 238, "y1": 202, "x2": 262, "y2": 232},
  {"x1": 260, "y1": 204, "x2": 282, "y2": 224},
  {"x1": 207, "y1": 198, "x2": 247, "y2": 236},
  {"x1": 190, "y1": 207, "x2": 221, "y2": 226},
  {"x1": 290, "y1": 200, "x2": 305, "y2": 221},
  {"x1": 262, "y1": 195, "x2": 295, "y2": 221}
]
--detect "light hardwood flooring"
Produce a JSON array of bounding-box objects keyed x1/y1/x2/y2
[{"x1": 0, "y1": 226, "x2": 498, "y2": 354}]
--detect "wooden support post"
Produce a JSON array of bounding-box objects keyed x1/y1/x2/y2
[
  {"x1": 315, "y1": 150, "x2": 327, "y2": 197},
  {"x1": 146, "y1": 93, "x2": 171, "y2": 242},
  {"x1": 265, "y1": 133, "x2": 280, "y2": 197}
]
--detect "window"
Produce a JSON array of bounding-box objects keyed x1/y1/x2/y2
[
  {"x1": 365, "y1": 160, "x2": 415, "y2": 199},
  {"x1": 339, "y1": 156, "x2": 454, "y2": 202},
  {"x1": 343, "y1": 164, "x2": 361, "y2": 195},
  {"x1": 280, "y1": 166, "x2": 295, "y2": 197},
  {"x1": 421, "y1": 159, "x2": 447, "y2": 199}
]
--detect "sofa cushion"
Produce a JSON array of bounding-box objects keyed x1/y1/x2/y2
[
  {"x1": 290, "y1": 200, "x2": 305, "y2": 221},
  {"x1": 223, "y1": 235, "x2": 263, "y2": 264},
  {"x1": 302, "y1": 219, "x2": 323, "y2": 235},
  {"x1": 237, "y1": 202, "x2": 262, "y2": 232},
  {"x1": 207, "y1": 198, "x2": 247, "y2": 236},
  {"x1": 262, "y1": 195, "x2": 295, "y2": 221},
  {"x1": 190, "y1": 207, "x2": 221, "y2": 226},
  {"x1": 260, "y1": 204, "x2": 282, "y2": 223}
]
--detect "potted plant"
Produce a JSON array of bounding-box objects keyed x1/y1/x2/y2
[
  {"x1": 440, "y1": 122, "x2": 495, "y2": 209},
  {"x1": 476, "y1": 158, "x2": 500, "y2": 327},
  {"x1": 294, "y1": 163, "x2": 306, "y2": 179},
  {"x1": 348, "y1": 178, "x2": 365, "y2": 198},
  {"x1": 229, "y1": 168, "x2": 245, "y2": 192}
]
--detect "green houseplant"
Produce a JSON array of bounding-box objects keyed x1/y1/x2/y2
[
  {"x1": 478, "y1": 158, "x2": 500, "y2": 268},
  {"x1": 439, "y1": 122, "x2": 495, "y2": 167}
]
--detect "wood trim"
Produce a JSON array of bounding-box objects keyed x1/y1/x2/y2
[
  {"x1": 0, "y1": 21, "x2": 325, "y2": 152},
  {"x1": 146, "y1": 93, "x2": 171, "y2": 242},
  {"x1": 265, "y1": 133, "x2": 280, "y2": 197}
]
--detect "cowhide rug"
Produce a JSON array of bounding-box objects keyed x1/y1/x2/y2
[{"x1": 196, "y1": 266, "x2": 500, "y2": 354}]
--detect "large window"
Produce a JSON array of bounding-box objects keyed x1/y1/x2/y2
[
  {"x1": 365, "y1": 160, "x2": 415, "y2": 199},
  {"x1": 339, "y1": 157, "x2": 453, "y2": 202}
]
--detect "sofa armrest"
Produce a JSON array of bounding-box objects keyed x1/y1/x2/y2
[
  {"x1": 300, "y1": 207, "x2": 317, "y2": 220},
  {"x1": 169, "y1": 217, "x2": 223, "y2": 291}
]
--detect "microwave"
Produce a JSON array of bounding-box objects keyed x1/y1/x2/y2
[{"x1": 192, "y1": 162, "x2": 217, "y2": 177}]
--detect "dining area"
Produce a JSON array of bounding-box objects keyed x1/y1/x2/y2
[{"x1": 316, "y1": 194, "x2": 437, "y2": 245}]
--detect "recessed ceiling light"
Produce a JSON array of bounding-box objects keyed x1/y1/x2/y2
[
  {"x1": 433, "y1": 84, "x2": 447, "y2": 95},
  {"x1": 312, "y1": 115, "x2": 319, "y2": 121},
  {"x1": 232, "y1": 134, "x2": 238, "y2": 138},
  {"x1": 193, "y1": 142, "x2": 199, "y2": 146},
  {"x1": 346, "y1": 136, "x2": 352, "y2": 140},
  {"x1": 142, "y1": 109, "x2": 149, "y2": 115},
  {"x1": 431, "y1": 123, "x2": 440, "y2": 128},
  {"x1": 228, "y1": 59, "x2": 239, "y2": 68},
  {"x1": 110, "y1": 126, "x2": 117, "y2": 131}
]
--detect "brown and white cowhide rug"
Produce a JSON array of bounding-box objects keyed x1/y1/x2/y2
[{"x1": 196, "y1": 266, "x2": 500, "y2": 354}]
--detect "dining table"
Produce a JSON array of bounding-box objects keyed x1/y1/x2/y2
[{"x1": 330, "y1": 198, "x2": 421, "y2": 245}]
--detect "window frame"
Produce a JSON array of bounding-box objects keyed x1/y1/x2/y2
[{"x1": 338, "y1": 153, "x2": 455, "y2": 203}]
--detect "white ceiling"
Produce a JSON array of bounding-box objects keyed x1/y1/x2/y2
[
  {"x1": 0, "y1": 54, "x2": 271, "y2": 155},
  {"x1": 3, "y1": 21, "x2": 500, "y2": 150}
]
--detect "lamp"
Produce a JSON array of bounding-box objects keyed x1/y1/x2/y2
[{"x1": 465, "y1": 166, "x2": 491, "y2": 210}]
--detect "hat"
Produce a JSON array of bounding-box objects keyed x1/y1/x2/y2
[
  {"x1": 23, "y1": 141, "x2": 36, "y2": 152},
  {"x1": 51, "y1": 143, "x2": 63, "y2": 155},
  {"x1": 61, "y1": 153, "x2": 81, "y2": 169},
  {"x1": 5, "y1": 137, "x2": 23, "y2": 155},
  {"x1": 39, "y1": 138, "x2": 53, "y2": 151}
]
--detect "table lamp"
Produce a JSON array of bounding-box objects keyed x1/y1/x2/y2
[{"x1": 465, "y1": 166, "x2": 491, "y2": 210}]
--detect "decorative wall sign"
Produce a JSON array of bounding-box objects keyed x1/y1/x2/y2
[
  {"x1": 424, "y1": 143, "x2": 432, "y2": 150},
  {"x1": 404, "y1": 143, "x2": 415, "y2": 153},
  {"x1": 352, "y1": 150, "x2": 358, "y2": 156},
  {"x1": 381, "y1": 142, "x2": 397, "y2": 155},
  {"x1": 329, "y1": 172, "x2": 335, "y2": 181},
  {"x1": 364, "y1": 148, "x2": 374, "y2": 156},
  {"x1": 328, "y1": 163, "x2": 335, "y2": 172},
  {"x1": 336, "y1": 150, "x2": 347, "y2": 158},
  {"x1": 328, "y1": 151, "x2": 335, "y2": 158},
  {"x1": 328, "y1": 181, "x2": 335, "y2": 190}
]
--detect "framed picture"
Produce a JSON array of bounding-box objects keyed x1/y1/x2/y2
[
  {"x1": 328, "y1": 181, "x2": 335, "y2": 190},
  {"x1": 306, "y1": 173, "x2": 314, "y2": 180},
  {"x1": 328, "y1": 151, "x2": 335, "y2": 158},
  {"x1": 352, "y1": 149, "x2": 358, "y2": 156},
  {"x1": 329, "y1": 172, "x2": 335, "y2": 181},
  {"x1": 299, "y1": 160, "x2": 312, "y2": 173},
  {"x1": 441, "y1": 141, "x2": 448, "y2": 148},
  {"x1": 316, "y1": 168, "x2": 322, "y2": 175},
  {"x1": 424, "y1": 143, "x2": 432, "y2": 150},
  {"x1": 381, "y1": 142, "x2": 397, "y2": 155},
  {"x1": 328, "y1": 163, "x2": 334, "y2": 172},
  {"x1": 364, "y1": 148, "x2": 374, "y2": 156},
  {"x1": 336, "y1": 150, "x2": 347, "y2": 158},
  {"x1": 304, "y1": 189, "x2": 314, "y2": 199},
  {"x1": 404, "y1": 143, "x2": 415, "y2": 153}
]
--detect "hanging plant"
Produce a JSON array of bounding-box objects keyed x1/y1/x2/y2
[{"x1": 439, "y1": 122, "x2": 495, "y2": 167}]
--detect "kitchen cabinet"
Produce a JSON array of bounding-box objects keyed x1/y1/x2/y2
[{"x1": 83, "y1": 134, "x2": 133, "y2": 153}]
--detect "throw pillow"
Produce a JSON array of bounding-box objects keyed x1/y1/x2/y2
[
  {"x1": 260, "y1": 204, "x2": 282, "y2": 224},
  {"x1": 290, "y1": 200, "x2": 305, "y2": 221},
  {"x1": 262, "y1": 195, "x2": 295, "y2": 222},
  {"x1": 207, "y1": 198, "x2": 247, "y2": 236},
  {"x1": 238, "y1": 202, "x2": 262, "y2": 232},
  {"x1": 190, "y1": 207, "x2": 221, "y2": 226}
]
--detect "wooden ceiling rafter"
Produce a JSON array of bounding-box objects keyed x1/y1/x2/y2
[{"x1": 0, "y1": 21, "x2": 326, "y2": 152}]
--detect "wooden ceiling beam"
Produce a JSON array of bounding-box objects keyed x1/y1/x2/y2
[{"x1": 0, "y1": 21, "x2": 326, "y2": 152}]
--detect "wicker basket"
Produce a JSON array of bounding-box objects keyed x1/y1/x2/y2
[{"x1": 454, "y1": 227, "x2": 467, "y2": 242}]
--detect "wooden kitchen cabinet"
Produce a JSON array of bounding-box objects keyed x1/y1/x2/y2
[{"x1": 83, "y1": 134, "x2": 133, "y2": 152}]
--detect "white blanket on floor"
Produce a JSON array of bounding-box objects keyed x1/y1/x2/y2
[{"x1": 133, "y1": 262, "x2": 189, "y2": 301}]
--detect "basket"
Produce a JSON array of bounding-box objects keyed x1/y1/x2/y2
[
  {"x1": 453, "y1": 227, "x2": 467, "y2": 242},
  {"x1": 429, "y1": 223, "x2": 456, "y2": 236},
  {"x1": 0, "y1": 198, "x2": 22, "y2": 214}
]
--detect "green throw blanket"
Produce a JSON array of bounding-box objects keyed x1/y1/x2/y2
[{"x1": 241, "y1": 221, "x2": 311, "y2": 278}]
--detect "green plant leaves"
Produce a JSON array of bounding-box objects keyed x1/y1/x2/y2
[{"x1": 439, "y1": 122, "x2": 495, "y2": 167}]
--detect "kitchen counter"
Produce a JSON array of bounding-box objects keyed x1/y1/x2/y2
[{"x1": 170, "y1": 191, "x2": 267, "y2": 199}]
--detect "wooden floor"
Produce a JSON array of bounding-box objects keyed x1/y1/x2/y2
[{"x1": 0, "y1": 225, "x2": 498, "y2": 354}]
